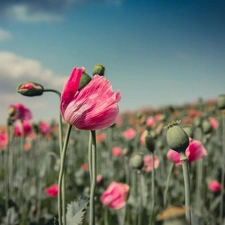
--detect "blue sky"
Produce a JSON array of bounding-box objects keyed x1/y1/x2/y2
[{"x1": 0, "y1": 0, "x2": 225, "y2": 124}]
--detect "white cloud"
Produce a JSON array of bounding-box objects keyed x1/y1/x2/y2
[
  {"x1": 0, "y1": 51, "x2": 67, "y2": 124},
  {"x1": 0, "y1": 28, "x2": 12, "y2": 42}
]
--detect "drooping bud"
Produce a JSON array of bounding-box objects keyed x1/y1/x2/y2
[
  {"x1": 164, "y1": 120, "x2": 189, "y2": 153},
  {"x1": 92, "y1": 64, "x2": 105, "y2": 76},
  {"x1": 130, "y1": 153, "x2": 144, "y2": 170},
  {"x1": 145, "y1": 135, "x2": 155, "y2": 153},
  {"x1": 217, "y1": 94, "x2": 225, "y2": 110},
  {"x1": 78, "y1": 71, "x2": 92, "y2": 91},
  {"x1": 17, "y1": 82, "x2": 44, "y2": 97}
]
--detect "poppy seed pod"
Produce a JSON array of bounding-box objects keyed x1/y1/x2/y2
[
  {"x1": 130, "y1": 153, "x2": 144, "y2": 170},
  {"x1": 78, "y1": 72, "x2": 92, "y2": 91},
  {"x1": 17, "y1": 82, "x2": 44, "y2": 97},
  {"x1": 165, "y1": 120, "x2": 189, "y2": 153},
  {"x1": 194, "y1": 116, "x2": 202, "y2": 127},
  {"x1": 183, "y1": 126, "x2": 193, "y2": 138},
  {"x1": 202, "y1": 119, "x2": 212, "y2": 134},
  {"x1": 217, "y1": 94, "x2": 225, "y2": 110},
  {"x1": 92, "y1": 64, "x2": 105, "y2": 76}
]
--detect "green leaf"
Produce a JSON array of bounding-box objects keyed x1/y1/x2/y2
[
  {"x1": 2, "y1": 207, "x2": 19, "y2": 225},
  {"x1": 66, "y1": 197, "x2": 89, "y2": 225}
]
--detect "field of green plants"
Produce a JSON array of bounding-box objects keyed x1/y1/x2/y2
[{"x1": 0, "y1": 65, "x2": 225, "y2": 225}]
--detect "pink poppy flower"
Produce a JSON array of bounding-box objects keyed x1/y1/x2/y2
[
  {"x1": 39, "y1": 121, "x2": 51, "y2": 135},
  {"x1": 140, "y1": 130, "x2": 148, "y2": 146},
  {"x1": 208, "y1": 180, "x2": 221, "y2": 192},
  {"x1": 45, "y1": 184, "x2": 58, "y2": 197},
  {"x1": 96, "y1": 133, "x2": 106, "y2": 143},
  {"x1": 100, "y1": 182, "x2": 129, "y2": 210},
  {"x1": 209, "y1": 117, "x2": 219, "y2": 130},
  {"x1": 122, "y1": 128, "x2": 136, "y2": 140},
  {"x1": 146, "y1": 116, "x2": 155, "y2": 128},
  {"x1": 143, "y1": 155, "x2": 160, "y2": 172},
  {"x1": 0, "y1": 132, "x2": 7, "y2": 150},
  {"x1": 97, "y1": 175, "x2": 103, "y2": 184},
  {"x1": 60, "y1": 67, "x2": 121, "y2": 130},
  {"x1": 112, "y1": 147, "x2": 123, "y2": 157},
  {"x1": 154, "y1": 114, "x2": 163, "y2": 122},
  {"x1": 167, "y1": 138, "x2": 207, "y2": 165},
  {"x1": 8, "y1": 103, "x2": 32, "y2": 121},
  {"x1": 14, "y1": 120, "x2": 32, "y2": 137}
]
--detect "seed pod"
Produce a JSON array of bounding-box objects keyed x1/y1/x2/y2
[
  {"x1": 92, "y1": 64, "x2": 105, "y2": 76},
  {"x1": 78, "y1": 72, "x2": 92, "y2": 91},
  {"x1": 130, "y1": 153, "x2": 144, "y2": 170},
  {"x1": 165, "y1": 120, "x2": 189, "y2": 153},
  {"x1": 183, "y1": 126, "x2": 193, "y2": 138},
  {"x1": 145, "y1": 135, "x2": 155, "y2": 153},
  {"x1": 202, "y1": 119, "x2": 212, "y2": 134},
  {"x1": 217, "y1": 94, "x2": 225, "y2": 110}
]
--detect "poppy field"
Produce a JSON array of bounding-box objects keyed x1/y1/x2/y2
[{"x1": 0, "y1": 65, "x2": 225, "y2": 225}]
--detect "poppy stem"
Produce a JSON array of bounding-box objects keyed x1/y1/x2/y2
[
  {"x1": 149, "y1": 152, "x2": 155, "y2": 225},
  {"x1": 220, "y1": 111, "x2": 225, "y2": 225},
  {"x1": 57, "y1": 124, "x2": 72, "y2": 225},
  {"x1": 180, "y1": 152, "x2": 192, "y2": 224},
  {"x1": 164, "y1": 163, "x2": 174, "y2": 207},
  {"x1": 90, "y1": 130, "x2": 97, "y2": 225},
  {"x1": 138, "y1": 172, "x2": 143, "y2": 225},
  {"x1": 88, "y1": 132, "x2": 92, "y2": 184}
]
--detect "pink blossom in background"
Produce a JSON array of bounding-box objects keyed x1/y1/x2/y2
[
  {"x1": 209, "y1": 117, "x2": 219, "y2": 130},
  {"x1": 208, "y1": 180, "x2": 221, "y2": 192},
  {"x1": 112, "y1": 147, "x2": 123, "y2": 157},
  {"x1": 154, "y1": 114, "x2": 163, "y2": 122},
  {"x1": 167, "y1": 138, "x2": 207, "y2": 165},
  {"x1": 122, "y1": 128, "x2": 136, "y2": 140},
  {"x1": 96, "y1": 133, "x2": 106, "y2": 143},
  {"x1": 100, "y1": 182, "x2": 129, "y2": 210},
  {"x1": 14, "y1": 120, "x2": 32, "y2": 137},
  {"x1": 39, "y1": 121, "x2": 51, "y2": 135},
  {"x1": 8, "y1": 103, "x2": 32, "y2": 121},
  {"x1": 146, "y1": 116, "x2": 155, "y2": 128},
  {"x1": 45, "y1": 184, "x2": 58, "y2": 197},
  {"x1": 24, "y1": 142, "x2": 31, "y2": 151},
  {"x1": 0, "y1": 132, "x2": 7, "y2": 150},
  {"x1": 140, "y1": 130, "x2": 148, "y2": 146},
  {"x1": 97, "y1": 175, "x2": 103, "y2": 184},
  {"x1": 143, "y1": 155, "x2": 160, "y2": 172},
  {"x1": 60, "y1": 67, "x2": 121, "y2": 130},
  {"x1": 80, "y1": 162, "x2": 89, "y2": 171}
]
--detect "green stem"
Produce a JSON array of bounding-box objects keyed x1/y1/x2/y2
[
  {"x1": 44, "y1": 88, "x2": 66, "y2": 225},
  {"x1": 138, "y1": 172, "x2": 143, "y2": 225},
  {"x1": 88, "y1": 132, "x2": 92, "y2": 184},
  {"x1": 196, "y1": 158, "x2": 203, "y2": 216},
  {"x1": 104, "y1": 207, "x2": 109, "y2": 225},
  {"x1": 58, "y1": 124, "x2": 72, "y2": 225},
  {"x1": 163, "y1": 163, "x2": 174, "y2": 207},
  {"x1": 180, "y1": 152, "x2": 192, "y2": 224},
  {"x1": 220, "y1": 112, "x2": 225, "y2": 225},
  {"x1": 90, "y1": 130, "x2": 97, "y2": 225},
  {"x1": 149, "y1": 152, "x2": 155, "y2": 225}
]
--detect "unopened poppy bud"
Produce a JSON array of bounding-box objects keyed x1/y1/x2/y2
[
  {"x1": 145, "y1": 135, "x2": 155, "y2": 153},
  {"x1": 164, "y1": 120, "x2": 189, "y2": 153},
  {"x1": 130, "y1": 153, "x2": 144, "y2": 170},
  {"x1": 92, "y1": 64, "x2": 105, "y2": 76},
  {"x1": 17, "y1": 82, "x2": 44, "y2": 97},
  {"x1": 202, "y1": 119, "x2": 212, "y2": 134},
  {"x1": 183, "y1": 126, "x2": 193, "y2": 138},
  {"x1": 8, "y1": 107, "x2": 16, "y2": 118},
  {"x1": 78, "y1": 72, "x2": 92, "y2": 91},
  {"x1": 217, "y1": 94, "x2": 225, "y2": 110}
]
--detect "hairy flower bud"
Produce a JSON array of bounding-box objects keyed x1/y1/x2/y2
[
  {"x1": 217, "y1": 94, "x2": 225, "y2": 110},
  {"x1": 165, "y1": 120, "x2": 189, "y2": 153},
  {"x1": 78, "y1": 72, "x2": 92, "y2": 91},
  {"x1": 145, "y1": 135, "x2": 155, "y2": 153},
  {"x1": 92, "y1": 64, "x2": 105, "y2": 76},
  {"x1": 17, "y1": 82, "x2": 44, "y2": 97}
]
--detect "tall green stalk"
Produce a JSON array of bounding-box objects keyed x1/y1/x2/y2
[
  {"x1": 89, "y1": 130, "x2": 97, "y2": 225},
  {"x1": 58, "y1": 124, "x2": 72, "y2": 225},
  {"x1": 149, "y1": 152, "x2": 155, "y2": 225},
  {"x1": 88, "y1": 132, "x2": 92, "y2": 184},
  {"x1": 180, "y1": 152, "x2": 192, "y2": 224},
  {"x1": 220, "y1": 112, "x2": 225, "y2": 225},
  {"x1": 138, "y1": 172, "x2": 143, "y2": 225},
  {"x1": 163, "y1": 163, "x2": 174, "y2": 207}
]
